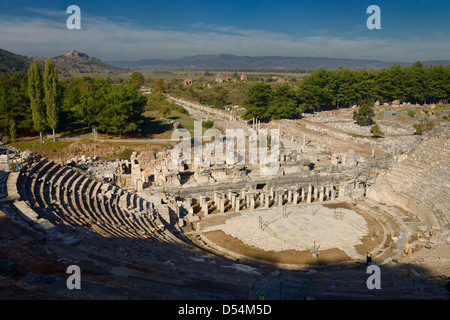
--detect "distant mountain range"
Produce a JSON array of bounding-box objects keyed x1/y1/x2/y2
[
  {"x1": 0, "y1": 48, "x2": 122, "y2": 77},
  {"x1": 107, "y1": 54, "x2": 450, "y2": 71},
  {"x1": 1, "y1": 48, "x2": 449, "y2": 76}
]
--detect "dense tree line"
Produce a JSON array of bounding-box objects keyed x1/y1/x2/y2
[
  {"x1": 2, "y1": 61, "x2": 449, "y2": 139},
  {"x1": 0, "y1": 62, "x2": 147, "y2": 140},
  {"x1": 298, "y1": 62, "x2": 450, "y2": 112},
  {"x1": 243, "y1": 62, "x2": 450, "y2": 119},
  {"x1": 62, "y1": 77, "x2": 146, "y2": 137},
  {"x1": 242, "y1": 83, "x2": 298, "y2": 120},
  {"x1": 0, "y1": 71, "x2": 32, "y2": 136},
  {"x1": 175, "y1": 83, "x2": 229, "y2": 108}
]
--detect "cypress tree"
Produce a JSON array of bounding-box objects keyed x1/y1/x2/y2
[
  {"x1": 44, "y1": 58, "x2": 59, "y2": 141},
  {"x1": 28, "y1": 59, "x2": 46, "y2": 144}
]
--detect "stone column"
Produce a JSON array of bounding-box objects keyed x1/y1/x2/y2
[
  {"x1": 301, "y1": 187, "x2": 305, "y2": 202},
  {"x1": 313, "y1": 186, "x2": 318, "y2": 202},
  {"x1": 319, "y1": 187, "x2": 324, "y2": 202},
  {"x1": 293, "y1": 191, "x2": 299, "y2": 205},
  {"x1": 324, "y1": 186, "x2": 329, "y2": 200},
  {"x1": 219, "y1": 196, "x2": 225, "y2": 213},
  {"x1": 250, "y1": 194, "x2": 255, "y2": 210},
  {"x1": 307, "y1": 185, "x2": 312, "y2": 203},
  {"x1": 265, "y1": 194, "x2": 270, "y2": 208},
  {"x1": 339, "y1": 183, "x2": 345, "y2": 198},
  {"x1": 278, "y1": 192, "x2": 283, "y2": 207},
  {"x1": 236, "y1": 196, "x2": 240, "y2": 212},
  {"x1": 287, "y1": 189, "x2": 292, "y2": 203},
  {"x1": 136, "y1": 179, "x2": 143, "y2": 192},
  {"x1": 202, "y1": 201, "x2": 209, "y2": 215},
  {"x1": 231, "y1": 193, "x2": 237, "y2": 209}
]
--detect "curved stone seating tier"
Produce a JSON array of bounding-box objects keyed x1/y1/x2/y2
[
  {"x1": 0, "y1": 171, "x2": 9, "y2": 200},
  {"x1": 14, "y1": 159, "x2": 176, "y2": 243},
  {"x1": 367, "y1": 134, "x2": 450, "y2": 241}
]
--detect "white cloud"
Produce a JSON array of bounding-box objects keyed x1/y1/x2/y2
[{"x1": 0, "y1": 10, "x2": 449, "y2": 62}]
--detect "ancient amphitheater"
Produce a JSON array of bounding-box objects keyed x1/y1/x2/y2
[{"x1": 0, "y1": 99, "x2": 449, "y2": 300}]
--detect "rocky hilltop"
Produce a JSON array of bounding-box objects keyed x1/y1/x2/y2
[
  {"x1": 0, "y1": 48, "x2": 124, "y2": 77},
  {"x1": 49, "y1": 50, "x2": 123, "y2": 77}
]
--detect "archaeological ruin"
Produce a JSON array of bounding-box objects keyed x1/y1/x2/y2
[{"x1": 0, "y1": 97, "x2": 449, "y2": 300}]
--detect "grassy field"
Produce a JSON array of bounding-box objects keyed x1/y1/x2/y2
[{"x1": 10, "y1": 139, "x2": 74, "y2": 152}]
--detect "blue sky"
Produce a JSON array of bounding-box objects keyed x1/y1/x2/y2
[{"x1": 0, "y1": 0, "x2": 449, "y2": 62}]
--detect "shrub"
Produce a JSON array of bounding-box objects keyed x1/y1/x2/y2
[
  {"x1": 407, "y1": 109, "x2": 416, "y2": 117},
  {"x1": 159, "y1": 105, "x2": 171, "y2": 117},
  {"x1": 370, "y1": 124, "x2": 384, "y2": 137},
  {"x1": 413, "y1": 123, "x2": 424, "y2": 135},
  {"x1": 202, "y1": 120, "x2": 214, "y2": 129},
  {"x1": 176, "y1": 106, "x2": 189, "y2": 115},
  {"x1": 353, "y1": 105, "x2": 375, "y2": 126}
]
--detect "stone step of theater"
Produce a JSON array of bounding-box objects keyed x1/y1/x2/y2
[
  {"x1": 368, "y1": 131, "x2": 450, "y2": 240},
  {"x1": 6, "y1": 157, "x2": 180, "y2": 244},
  {"x1": 0, "y1": 196, "x2": 253, "y2": 300},
  {"x1": 0, "y1": 171, "x2": 9, "y2": 199}
]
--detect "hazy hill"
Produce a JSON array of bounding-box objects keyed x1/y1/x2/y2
[
  {"x1": 108, "y1": 54, "x2": 394, "y2": 70},
  {"x1": 108, "y1": 54, "x2": 450, "y2": 71},
  {"x1": 0, "y1": 48, "x2": 123, "y2": 77},
  {"x1": 2, "y1": 48, "x2": 448, "y2": 75},
  {"x1": 0, "y1": 48, "x2": 32, "y2": 74}
]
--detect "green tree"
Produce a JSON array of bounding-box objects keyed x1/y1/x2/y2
[
  {"x1": 28, "y1": 59, "x2": 46, "y2": 143},
  {"x1": 95, "y1": 83, "x2": 147, "y2": 137},
  {"x1": 203, "y1": 86, "x2": 228, "y2": 107},
  {"x1": 370, "y1": 123, "x2": 384, "y2": 137},
  {"x1": 269, "y1": 83, "x2": 299, "y2": 119},
  {"x1": 202, "y1": 120, "x2": 214, "y2": 129},
  {"x1": 0, "y1": 72, "x2": 32, "y2": 136},
  {"x1": 43, "y1": 58, "x2": 59, "y2": 141},
  {"x1": 153, "y1": 78, "x2": 166, "y2": 94},
  {"x1": 297, "y1": 68, "x2": 333, "y2": 111},
  {"x1": 405, "y1": 61, "x2": 427, "y2": 104},
  {"x1": 129, "y1": 71, "x2": 145, "y2": 88},
  {"x1": 353, "y1": 105, "x2": 375, "y2": 126},
  {"x1": 9, "y1": 118, "x2": 17, "y2": 142},
  {"x1": 160, "y1": 104, "x2": 171, "y2": 117},
  {"x1": 70, "y1": 77, "x2": 110, "y2": 129},
  {"x1": 242, "y1": 83, "x2": 273, "y2": 119}
]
